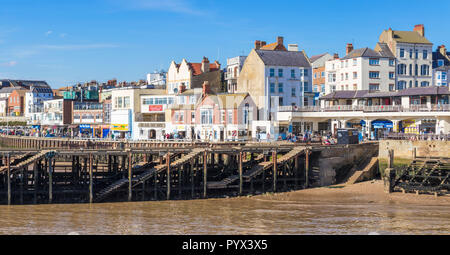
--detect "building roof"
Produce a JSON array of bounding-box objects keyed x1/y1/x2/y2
[
  {"x1": 391, "y1": 30, "x2": 432, "y2": 44},
  {"x1": 188, "y1": 63, "x2": 220, "y2": 76},
  {"x1": 0, "y1": 87, "x2": 19, "y2": 94},
  {"x1": 309, "y1": 53, "x2": 328, "y2": 63},
  {"x1": 0, "y1": 79, "x2": 50, "y2": 90},
  {"x1": 202, "y1": 93, "x2": 249, "y2": 109},
  {"x1": 341, "y1": 45, "x2": 394, "y2": 60},
  {"x1": 139, "y1": 89, "x2": 167, "y2": 96},
  {"x1": 31, "y1": 86, "x2": 53, "y2": 94},
  {"x1": 255, "y1": 49, "x2": 311, "y2": 67}
]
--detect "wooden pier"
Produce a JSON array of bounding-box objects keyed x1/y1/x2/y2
[{"x1": 0, "y1": 135, "x2": 378, "y2": 205}]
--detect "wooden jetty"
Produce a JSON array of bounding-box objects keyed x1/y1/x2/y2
[{"x1": 0, "y1": 135, "x2": 378, "y2": 205}]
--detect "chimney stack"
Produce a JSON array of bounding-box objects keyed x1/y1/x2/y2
[
  {"x1": 439, "y1": 45, "x2": 447, "y2": 56},
  {"x1": 277, "y1": 36, "x2": 284, "y2": 45},
  {"x1": 414, "y1": 24, "x2": 425, "y2": 37},
  {"x1": 333, "y1": 53, "x2": 339, "y2": 59},
  {"x1": 346, "y1": 43, "x2": 354, "y2": 55},
  {"x1": 288, "y1": 44, "x2": 299, "y2": 52},
  {"x1": 255, "y1": 40, "x2": 261, "y2": 50},
  {"x1": 202, "y1": 81, "x2": 211, "y2": 96},
  {"x1": 201, "y1": 57, "x2": 210, "y2": 73},
  {"x1": 261, "y1": 41, "x2": 267, "y2": 47},
  {"x1": 179, "y1": 83, "x2": 186, "y2": 94}
]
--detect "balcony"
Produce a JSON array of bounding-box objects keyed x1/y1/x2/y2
[{"x1": 278, "y1": 104, "x2": 450, "y2": 113}]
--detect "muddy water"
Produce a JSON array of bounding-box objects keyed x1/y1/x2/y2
[{"x1": 0, "y1": 195, "x2": 449, "y2": 235}]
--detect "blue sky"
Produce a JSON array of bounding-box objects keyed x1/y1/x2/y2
[{"x1": 0, "y1": 0, "x2": 449, "y2": 88}]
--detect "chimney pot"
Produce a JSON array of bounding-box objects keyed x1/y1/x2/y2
[
  {"x1": 202, "y1": 81, "x2": 211, "y2": 96},
  {"x1": 334, "y1": 53, "x2": 339, "y2": 59},
  {"x1": 277, "y1": 36, "x2": 284, "y2": 45},
  {"x1": 414, "y1": 24, "x2": 425, "y2": 37},
  {"x1": 255, "y1": 40, "x2": 261, "y2": 50},
  {"x1": 346, "y1": 43, "x2": 354, "y2": 55}
]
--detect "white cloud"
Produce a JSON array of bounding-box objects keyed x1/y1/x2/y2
[
  {"x1": 45, "y1": 30, "x2": 53, "y2": 36},
  {"x1": 112, "y1": 0, "x2": 205, "y2": 16},
  {"x1": 0, "y1": 61, "x2": 18, "y2": 67},
  {"x1": 60, "y1": 33, "x2": 68, "y2": 38},
  {"x1": 39, "y1": 44, "x2": 119, "y2": 50}
]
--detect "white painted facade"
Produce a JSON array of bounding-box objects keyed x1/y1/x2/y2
[
  {"x1": 226, "y1": 56, "x2": 247, "y2": 93},
  {"x1": 394, "y1": 42, "x2": 433, "y2": 89},
  {"x1": 325, "y1": 54, "x2": 396, "y2": 94}
]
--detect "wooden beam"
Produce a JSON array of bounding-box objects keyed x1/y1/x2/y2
[
  {"x1": 166, "y1": 152, "x2": 171, "y2": 200},
  {"x1": 7, "y1": 153, "x2": 11, "y2": 205},
  {"x1": 89, "y1": 154, "x2": 93, "y2": 203},
  {"x1": 48, "y1": 157, "x2": 53, "y2": 204},
  {"x1": 239, "y1": 151, "x2": 243, "y2": 196},
  {"x1": 273, "y1": 150, "x2": 277, "y2": 192},
  {"x1": 128, "y1": 151, "x2": 132, "y2": 202},
  {"x1": 305, "y1": 149, "x2": 310, "y2": 189},
  {"x1": 203, "y1": 151, "x2": 207, "y2": 199}
]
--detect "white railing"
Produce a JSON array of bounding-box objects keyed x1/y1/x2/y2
[{"x1": 279, "y1": 104, "x2": 450, "y2": 113}]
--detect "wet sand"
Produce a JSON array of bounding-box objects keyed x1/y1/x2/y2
[{"x1": 250, "y1": 180, "x2": 450, "y2": 206}]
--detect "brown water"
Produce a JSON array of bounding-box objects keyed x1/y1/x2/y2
[{"x1": 0, "y1": 195, "x2": 449, "y2": 235}]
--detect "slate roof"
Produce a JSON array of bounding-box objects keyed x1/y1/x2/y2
[
  {"x1": 309, "y1": 53, "x2": 328, "y2": 63},
  {"x1": 341, "y1": 44, "x2": 394, "y2": 60},
  {"x1": 255, "y1": 49, "x2": 311, "y2": 67}
]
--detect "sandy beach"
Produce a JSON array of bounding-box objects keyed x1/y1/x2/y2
[{"x1": 251, "y1": 180, "x2": 450, "y2": 206}]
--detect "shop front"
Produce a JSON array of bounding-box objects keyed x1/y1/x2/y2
[
  {"x1": 111, "y1": 124, "x2": 130, "y2": 139},
  {"x1": 419, "y1": 119, "x2": 437, "y2": 134},
  {"x1": 400, "y1": 120, "x2": 419, "y2": 134},
  {"x1": 371, "y1": 120, "x2": 393, "y2": 140}
]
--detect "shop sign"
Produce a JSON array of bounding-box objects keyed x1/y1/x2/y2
[
  {"x1": 79, "y1": 124, "x2": 91, "y2": 129},
  {"x1": 111, "y1": 124, "x2": 129, "y2": 131},
  {"x1": 177, "y1": 125, "x2": 186, "y2": 131},
  {"x1": 149, "y1": 105, "x2": 163, "y2": 112}
]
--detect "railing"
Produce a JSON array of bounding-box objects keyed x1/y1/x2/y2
[
  {"x1": 279, "y1": 104, "x2": 450, "y2": 113},
  {"x1": 381, "y1": 132, "x2": 450, "y2": 141}
]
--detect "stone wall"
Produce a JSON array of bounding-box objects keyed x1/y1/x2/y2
[{"x1": 379, "y1": 140, "x2": 450, "y2": 160}]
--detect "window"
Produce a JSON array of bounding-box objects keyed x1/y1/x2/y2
[
  {"x1": 442, "y1": 72, "x2": 447, "y2": 80},
  {"x1": 278, "y1": 69, "x2": 283, "y2": 77},
  {"x1": 369, "y1": 59, "x2": 380, "y2": 65},
  {"x1": 415, "y1": 49, "x2": 418, "y2": 59},
  {"x1": 220, "y1": 110, "x2": 225, "y2": 123},
  {"x1": 397, "y1": 81, "x2": 406, "y2": 90},
  {"x1": 353, "y1": 59, "x2": 357, "y2": 66},
  {"x1": 313, "y1": 86, "x2": 318, "y2": 92},
  {"x1": 389, "y1": 72, "x2": 395, "y2": 79},
  {"x1": 389, "y1": 59, "x2": 395, "y2": 66},
  {"x1": 291, "y1": 87, "x2": 296, "y2": 97},
  {"x1": 124, "y1": 96, "x2": 130, "y2": 108},
  {"x1": 304, "y1": 82, "x2": 309, "y2": 92},
  {"x1": 278, "y1": 83, "x2": 283, "y2": 93},
  {"x1": 291, "y1": 69, "x2": 295, "y2": 79},
  {"x1": 438, "y1": 60, "x2": 445, "y2": 67},
  {"x1": 321, "y1": 71, "x2": 325, "y2": 77},
  {"x1": 191, "y1": 112, "x2": 195, "y2": 122},
  {"x1": 201, "y1": 109, "x2": 213, "y2": 124},
  {"x1": 279, "y1": 97, "x2": 283, "y2": 106},
  {"x1": 415, "y1": 64, "x2": 418, "y2": 76},
  {"x1": 369, "y1": 84, "x2": 380, "y2": 91},
  {"x1": 398, "y1": 64, "x2": 406, "y2": 75},
  {"x1": 409, "y1": 81, "x2": 413, "y2": 88},
  {"x1": 369, "y1": 71, "x2": 380, "y2": 79},
  {"x1": 353, "y1": 72, "x2": 357, "y2": 79},
  {"x1": 321, "y1": 84, "x2": 325, "y2": 92},
  {"x1": 409, "y1": 49, "x2": 413, "y2": 58},
  {"x1": 118, "y1": 97, "x2": 123, "y2": 108},
  {"x1": 409, "y1": 64, "x2": 412, "y2": 76},
  {"x1": 389, "y1": 84, "x2": 395, "y2": 91},
  {"x1": 353, "y1": 84, "x2": 357, "y2": 90},
  {"x1": 400, "y1": 49, "x2": 405, "y2": 58},
  {"x1": 228, "y1": 110, "x2": 233, "y2": 124},
  {"x1": 270, "y1": 83, "x2": 275, "y2": 93},
  {"x1": 328, "y1": 73, "x2": 336, "y2": 82},
  {"x1": 345, "y1": 60, "x2": 348, "y2": 67},
  {"x1": 423, "y1": 50, "x2": 428, "y2": 59},
  {"x1": 303, "y1": 69, "x2": 308, "y2": 76},
  {"x1": 421, "y1": 81, "x2": 429, "y2": 87},
  {"x1": 345, "y1": 73, "x2": 349, "y2": 80},
  {"x1": 420, "y1": 65, "x2": 429, "y2": 76},
  {"x1": 270, "y1": 68, "x2": 275, "y2": 77},
  {"x1": 303, "y1": 97, "x2": 309, "y2": 107}
]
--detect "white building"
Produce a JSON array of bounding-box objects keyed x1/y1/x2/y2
[
  {"x1": 146, "y1": 71, "x2": 166, "y2": 87},
  {"x1": 25, "y1": 86, "x2": 53, "y2": 125},
  {"x1": 378, "y1": 25, "x2": 433, "y2": 90},
  {"x1": 237, "y1": 37, "x2": 312, "y2": 139},
  {"x1": 324, "y1": 43, "x2": 396, "y2": 96},
  {"x1": 225, "y1": 56, "x2": 247, "y2": 93}
]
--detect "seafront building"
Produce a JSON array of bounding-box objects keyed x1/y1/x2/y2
[{"x1": 1, "y1": 24, "x2": 449, "y2": 140}]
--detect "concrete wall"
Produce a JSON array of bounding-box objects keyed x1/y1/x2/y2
[
  {"x1": 379, "y1": 140, "x2": 450, "y2": 159},
  {"x1": 315, "y1": 143, "x2": 379, "y2": 186}
]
